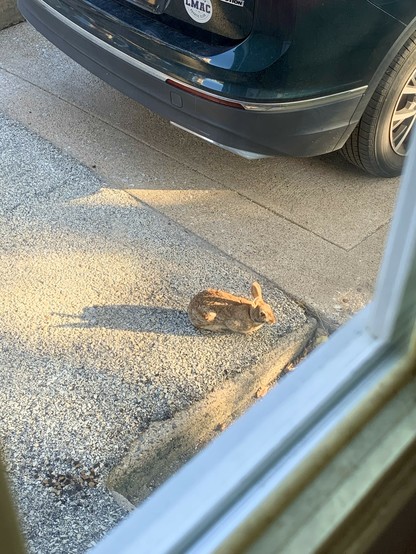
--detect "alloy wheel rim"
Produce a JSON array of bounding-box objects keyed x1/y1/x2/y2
[{"x1": 389, "y1": 69, "x2": 416, "y2": 156}]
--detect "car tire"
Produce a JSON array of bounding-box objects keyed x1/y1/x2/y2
[{"x1": 341, "y1": 33, "x2": 416, "y2": 177}]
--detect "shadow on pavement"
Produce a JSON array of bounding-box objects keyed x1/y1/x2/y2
[{"x1": 54, "y1": 305, "x2": 198, "y2": 336}]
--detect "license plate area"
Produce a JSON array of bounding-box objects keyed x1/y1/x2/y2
[{"x1": 126, "y1": 0, "x2": 170, "y2": 14}]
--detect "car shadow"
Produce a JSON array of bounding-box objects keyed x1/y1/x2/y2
[{"x1": 55, "y1": 305, "x2": 198, "y2": 336}]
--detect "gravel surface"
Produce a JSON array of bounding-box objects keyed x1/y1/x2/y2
[{"x1": 0, "y1": 113, "x2": 308, "y2": 553}]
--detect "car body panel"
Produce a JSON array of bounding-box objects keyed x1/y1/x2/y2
[
  {"x1": 368, "y1": 0, "x2": 415, "y2": 24},
  {"x1": 23, "y1": 0, "x2": 409, "y2": 102},
  {"x1": 17, "y1": 0, "x2": 416, "y2": 158},
  {"x1": 160, "y1": 0, "x2": 256, "y2": 41}
]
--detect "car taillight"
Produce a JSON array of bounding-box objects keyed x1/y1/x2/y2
[{"x1": 166, "y1": 79, "x2": 245, "y2": 109}]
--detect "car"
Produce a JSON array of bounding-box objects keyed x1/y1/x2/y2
[{"x1": 17, "y1": 0, "x2": 416, "y2": 177}]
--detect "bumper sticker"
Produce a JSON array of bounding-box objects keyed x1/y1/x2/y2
[
  {"x1": 221, "y1": 0, "x2": 244, "y2": 5},
  {"x1": 184, "y1": 0, "x2": 212, "y2": 23}
]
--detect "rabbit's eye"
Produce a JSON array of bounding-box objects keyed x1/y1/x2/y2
[{"x1": 260, "y1": 311, "x2": 266, "y2": 318}]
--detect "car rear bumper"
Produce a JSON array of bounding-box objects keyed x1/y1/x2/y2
[{"x1": 18, "y1": 0, "x2": 367, "y2": 158}]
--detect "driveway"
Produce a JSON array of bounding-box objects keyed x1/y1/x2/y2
[
  {"x1": 0, "y1": 22, "x2": 400, "y2": 326},
  {"x1": 0, "y1": 110, "x2": 314, "y2": 553},
  {"x1": 0, "y1": 20, "x2": 400, "y2": 554}
]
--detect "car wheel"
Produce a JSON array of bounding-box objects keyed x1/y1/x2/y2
[{"x1": 341, "y1": 33, "x2": 416, "y2": 177}]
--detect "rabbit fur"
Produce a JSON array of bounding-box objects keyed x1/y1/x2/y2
[{"x1": 188, "y1": 282, "x2": 276, "y2": 334}]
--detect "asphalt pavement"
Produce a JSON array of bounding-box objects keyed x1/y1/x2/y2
[
  {"x1": 0, "y1": 20, "x2": 401, "y2": 554},
  {"x1": 0, "y1": 113, "x2": 313, "y2": 553}
]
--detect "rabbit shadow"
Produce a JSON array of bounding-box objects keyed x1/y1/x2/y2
[{"x1": 55, "y1": 305, "x2": 198, "y2": 336}]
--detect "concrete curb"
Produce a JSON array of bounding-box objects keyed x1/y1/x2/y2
[
  {"x1": 0, "y1": 0, "x2": 24, "y2": 30},
  {"x1": 108, "y1": 318, "x2": 317, "y2": 506}
]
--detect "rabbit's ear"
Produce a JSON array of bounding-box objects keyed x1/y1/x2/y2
[{"x1": 251, "y1": 282, "x2": 263, "y2": 300}]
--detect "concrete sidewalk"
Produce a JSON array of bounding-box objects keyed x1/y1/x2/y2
[
  {"x1": 0, "y1": 22, "x2": 400, "y2": 326},
  {"x1": 0, "y1": 114, "x2": 314, "y2": 553}
]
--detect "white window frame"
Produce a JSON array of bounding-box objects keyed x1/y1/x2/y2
[{"x1": 91, "y1": 135, "x2": 416, "y2": 554}]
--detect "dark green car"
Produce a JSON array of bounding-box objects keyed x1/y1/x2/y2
[{"x1": 18, "y1": 0, "x2": 416, "y2": 176}]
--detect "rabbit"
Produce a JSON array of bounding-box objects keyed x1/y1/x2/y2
[{"x1": 188, "y1": 281, "x2": 276, "y2": 334}]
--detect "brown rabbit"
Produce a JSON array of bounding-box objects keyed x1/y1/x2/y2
[{"x1": 188, "y1": 282, "x2": 276, "y2": 334}]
